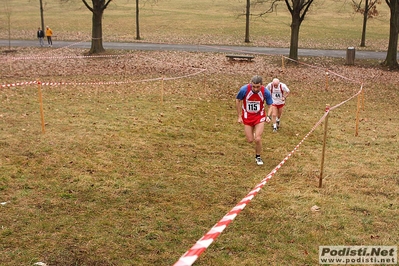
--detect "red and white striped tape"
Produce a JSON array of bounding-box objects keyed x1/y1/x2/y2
[
  {"x1": 173, "y1": 108, "x2": 332, "y2": 266},
  {"x1": 0, "y1": 81, "x2": 38, "y2": 88},
  {"x1": 0, "y1": 69, "x2": 207, "y2": 89},
  {"x1": 282, "y1": 56, "x2": 362, "y2": 84},
  {"x1": 9, "y1": 54, "x2": 124, "y2": 61}
]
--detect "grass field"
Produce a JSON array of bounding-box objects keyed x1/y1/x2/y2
[
  {"x1": 1, "y1": 45, "x2": 398, "y2": 265},
  {"x1": 1, "y1": 1, "x2": 398, "y2": 265},
  {"x1": 0, "y1": 0, "x2": 392, "y2": 51}
]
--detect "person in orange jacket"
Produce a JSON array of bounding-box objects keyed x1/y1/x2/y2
[{"x1": 45, "y1": 26, "x2": 53, "y2": 47}]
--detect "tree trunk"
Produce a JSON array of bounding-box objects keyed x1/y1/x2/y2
[
  {"x1": 136, "y1": 0, "x2": 141, "y2": 40},
  {"x1": 245, "y1": 0, "x2": 250, "y2": 43},
  {"x1": 289, "y1": 13, "x2": 301, "y2": 61},
  {"x1": 360, "y1": 0, "x2": 369, "y2": 47},
  {"x1": 285, "y1": 0, "x2": 314, "y2": 61},
  {"x1": 39, "y1": 0, "x2": 45, "y2": 34},
  {"x1": 90, "y1": 8, "x2": 105, "y2": 54},
  {"x1": 383, "y1": 0, "x2": 399, "y2": 68}
]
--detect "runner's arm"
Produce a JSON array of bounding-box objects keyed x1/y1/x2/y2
[{"x1": 236, "y1": 99, "x2": 242, "y2": 118}]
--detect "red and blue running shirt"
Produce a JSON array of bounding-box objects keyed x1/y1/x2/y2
[{"x1": 236, "y1": 84, "x2": 273, "y2": 125}]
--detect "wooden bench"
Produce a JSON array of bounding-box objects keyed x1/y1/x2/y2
[{"x1": 226, "y1": 54, "x2": 255, "y2": 62}]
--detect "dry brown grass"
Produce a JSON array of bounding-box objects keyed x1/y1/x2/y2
[
  {"x1": 0, "y1": 0, "x2": 392, "y2": 52},
  {"x1": 0, "y1": 45, "x2": 398, "y2": 265}
]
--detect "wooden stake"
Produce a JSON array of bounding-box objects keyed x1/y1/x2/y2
[
  {"x1": 325, "y1": 71, "x2": 329, "y2": 91},
  {"x1": 355, "y1": 93, "x2": 361, "y2": 136},
  {"x1": 161, "y1": 77, "x2": 164, "y2": 104},
  {"x1": 319, "y1": 104, "x2": 330, "y2": 188},
  {"x1": 37, "y1": 81, "x2": 46, "y2": 134},
  {"x1": 281, "y1": 55, "x2": 285, "y2": 71},
  {"x1": 203, "y1": 73, "x2": 206, "y2": 91},
  {"x1": 124, "y1": 61, "x2": 126, "y2": 81},
  {"x1": 361, "y1": 87, "x2": 365, "y2": 111}
]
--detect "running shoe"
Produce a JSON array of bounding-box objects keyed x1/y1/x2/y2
[{"x1": 255, "y1": 157, "x2": 264, "y2": 165}]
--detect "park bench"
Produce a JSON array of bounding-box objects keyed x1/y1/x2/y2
[{"x1": 226, "y1": 54, "x2": 255, "y2": 62}]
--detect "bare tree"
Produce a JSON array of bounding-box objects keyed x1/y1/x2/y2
[
  {"x1": 382, "y1": 0, "x2": 399, "y2": 68},
  {"x1": 285, "y1": 0, "x2": 314, "y2": 61},
  {"x1": 352, "y1": 0, "x2": 380, "y2": 47},
  {"x1": 245, "y1": 0, "x2": 250, "y2": 43},
  {"x1": 135, "y1": 1, "x2": 159, "y2": 41},
  {"x1": 242, "y1": 1, "x2": 275, "y2": 43},
  {"x1": 39, "y1": 0, "x2": 45, "y2": 33},
  {"x1": 136, "y1": 0, "x2": 141, "y2": 40},
  {"x1": 254, "y1": 0, "x2": 314, "y2": 61},
  {"x1": 81, "y1": 0, "x2": 112, "y2": 54}
]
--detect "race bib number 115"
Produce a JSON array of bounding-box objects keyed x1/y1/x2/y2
[{"x1": 246, "y1": 101, "x2": 260, "y2": 113}]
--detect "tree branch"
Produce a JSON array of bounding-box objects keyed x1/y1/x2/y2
[
  {"x1": 81, "y1": 0, "x2": 93, "y2": 12},
  {"x1": 284, "y1": 0, "x2": 293, "y2": 14},
  {"x1": 103, "y1": 0, "x2": 113, "y2": 11},
  {"x1": 299, "y1": 0, "x2": 314, "y2": 22}
]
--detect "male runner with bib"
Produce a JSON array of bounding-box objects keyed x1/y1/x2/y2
[
  {"x1": 266, "y1": 78, "x2": 290, "y2": 132},
  {"x1": 236, "y1": 75, "x2": 273, "y2": 165}
]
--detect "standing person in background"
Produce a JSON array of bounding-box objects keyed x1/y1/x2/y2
[
  {"x1": 236, "y1": 75, "x2": 273, "y2": 166},
  {"x1": 37, "y1": 27, "x2": 45, "y2": 47},
  {"x1": 266, "y1": 78, "x2": 290, "y2": 132},
  {"x1": 45, "y1": 26, "x2": 53, "y2": 47}
]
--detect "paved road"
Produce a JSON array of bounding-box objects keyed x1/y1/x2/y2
[{"x1": 0, "y1": 39, "x2": 391, "y2": 60}]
